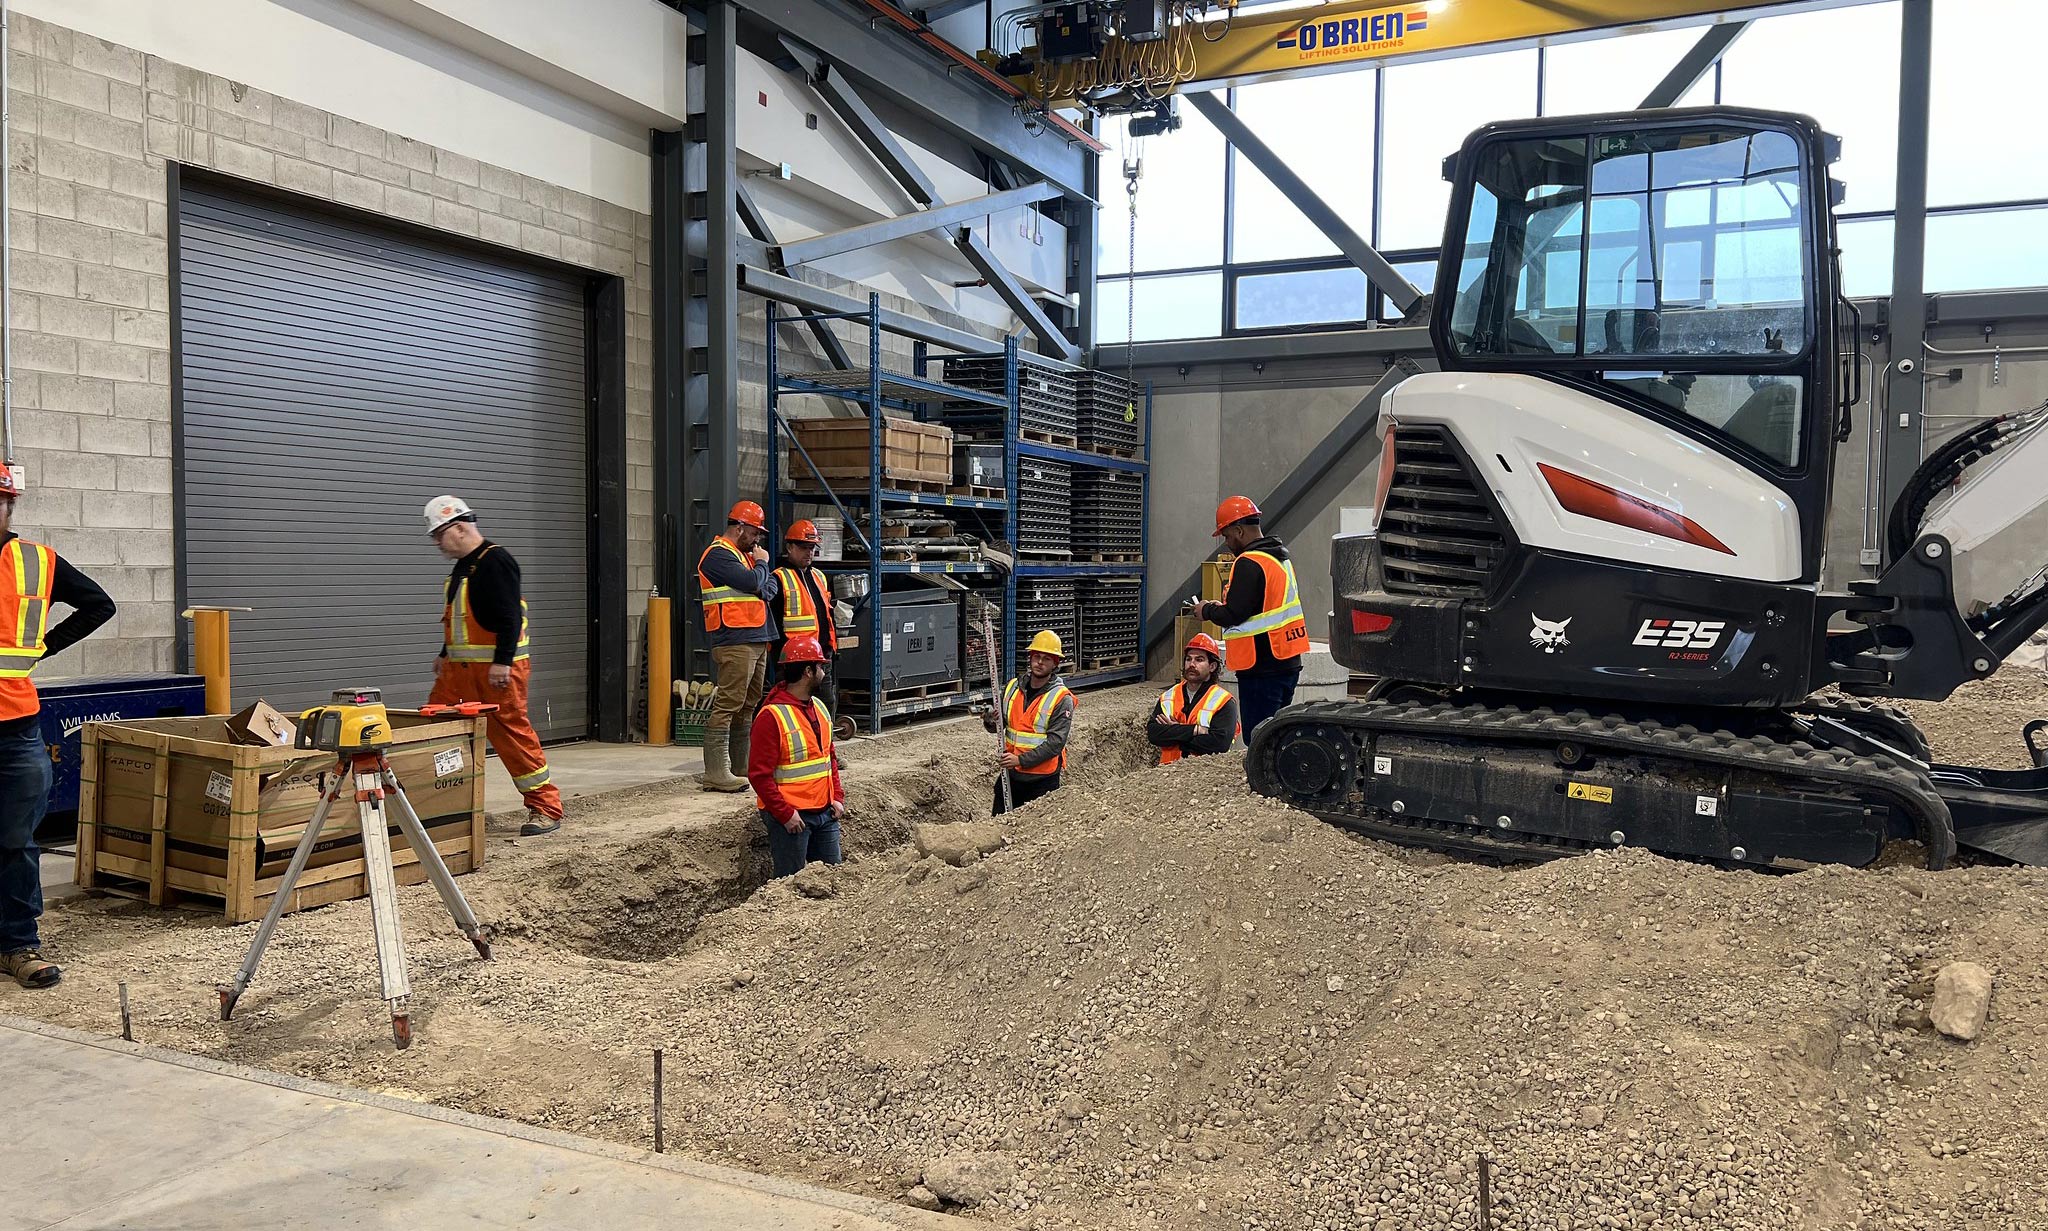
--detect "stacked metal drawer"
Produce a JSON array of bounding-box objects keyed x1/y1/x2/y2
[
  {"x1": 1014, "y1": 578, "x2": 1077, "y2": 671},
  {"x1": 1072, "y1": 468, "x2": 1142, "y2": 557},
  {"x1": 964, "y1": 593, "x2": 1001, "y2": 687},
  {"x1": 1077, "y1": 578, "x2": 1141, "y2": 664},
  {"x1": 1017, "y1": 456, "x2": 1071, "y2": 553},
  {"x1": 943, "y1": 354, "x2": 1078, "y2": 441},
  {"x1": 1074, "y1": 369, "x2": 1139, "y2": 453}
]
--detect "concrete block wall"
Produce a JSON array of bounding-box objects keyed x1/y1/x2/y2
[{"x1": 9, "y1": 13, "x2": 654, "y2": 687}]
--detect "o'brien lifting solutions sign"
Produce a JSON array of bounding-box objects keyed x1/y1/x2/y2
[{"x1": 1274, "y1": 5, "x2": 1429, "y2": 64}]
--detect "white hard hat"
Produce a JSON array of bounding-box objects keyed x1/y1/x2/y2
[{"x1": 424, "y1": 495, "x2": 474, "y2": 535}]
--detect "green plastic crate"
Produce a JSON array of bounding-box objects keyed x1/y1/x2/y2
[{"x1": 672, "y1": 705, "x2": 714, "y2": 746}]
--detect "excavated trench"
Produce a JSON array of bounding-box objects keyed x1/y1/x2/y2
[{"x1": 489, "y1": 714, "x2": 1162, "y2": 963}]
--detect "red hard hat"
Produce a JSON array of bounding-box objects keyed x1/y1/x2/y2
[
  {"x1": 780, "y1": 633, "x2": 828, "y2": 665},
  {"x1": 728, "y1": 500, "x2": 767, "y2": 530},
  {"x1": 1214, "y1": 495, "x2": 1261, "y2": 536},
  {"x1": 785, "y1": 519, "x2": 821, "y2": 545},
  {"x1": 0, "y1": 466, "x2": 21, "y2": 499},
  {"x1": 1184, "y1": 633, "x2": 1224, "y2": 662}
]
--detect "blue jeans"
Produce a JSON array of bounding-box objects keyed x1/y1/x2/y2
[
  {"x1": 0, "y1": 724, "x2": 53, "y2": 953},
  {"x1": 761, "y1": 808, "x2": 842, "y2": 878},
  {"x1": 1236, "y1": 672, "x2": 1300, "y2": 747}
]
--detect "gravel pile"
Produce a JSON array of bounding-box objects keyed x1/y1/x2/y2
[{"x1": 17, "y1": 678, "x2": 2048, "y2": 1230}]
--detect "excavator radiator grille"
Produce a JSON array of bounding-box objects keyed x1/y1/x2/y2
[{"x1": 1379, "y1": 426, "x2": 1507, "y2": 600}]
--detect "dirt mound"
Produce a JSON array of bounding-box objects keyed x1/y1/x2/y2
[
  {"x1": 23, "y1": 678, "x2": 2048, "y2": 1230},
  {"x1": 1898, "y1": 668, "x2": 2047, "y2": 770}
]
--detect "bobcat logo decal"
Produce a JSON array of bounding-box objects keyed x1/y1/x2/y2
[{"x1": 1530, "y1": 614, "x2": 1573, "y2": 654}]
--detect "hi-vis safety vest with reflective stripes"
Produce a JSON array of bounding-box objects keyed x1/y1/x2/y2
[
  {"x1": 699, "y1": 537, "x2": 767, "y2": 631},
  {"x1": 760, "y1": 697, "x2": 835, "y2": 811},
  {"x1": 1220, "y1": 551, "x2": 1309, "y2": 673},
  {"x1": 773, "y1": 565, "x2": 835, "y2": 652},
  {"x1": 441, "y1": 546, "x2": 530, "y2": 663},
  {"x1": 1156, "y1": 682, "x2": 1236, "y2": 764},
  {"x1": 1002, "y1": 679, "x2": 1074, "y2": 776},
  {"x1": 0, "y1": 538, "x2": 55, "y2": 722}
]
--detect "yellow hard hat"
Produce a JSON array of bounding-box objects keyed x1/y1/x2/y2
[{"x1": 1027, "y1": 630, "x2": 1063, "y2": 657}]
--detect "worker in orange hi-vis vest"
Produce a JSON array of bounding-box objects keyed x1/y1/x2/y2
[
  {"x1": 0, "y1": 467, "x2": 115, "y2": 990},
  {"x1": 981, "y1": 630, "x2": 1076, "y2": 815},
  {"x1": 697, "y1": 500, "x2": 780, "y2": 793},
  {"x1": 743, "y1": 634, "x2": 845, "y2": 878},
  {"x1": 1189, "y1": 495, "x2": 1307, "y2": 745},
  {"x1": 1146, "y1": 632, "x2": 1240, "y2": 765},
  {"x1": 772, "y1": 519, "x2": 838, "y2": 716},
  {"x1": 424, "y1": 495, "x2": 564, "y2": 836}
]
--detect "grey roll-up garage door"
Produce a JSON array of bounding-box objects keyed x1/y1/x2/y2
[{"x1": 176, "y1": 179, "x2": 590, "y2": 740}]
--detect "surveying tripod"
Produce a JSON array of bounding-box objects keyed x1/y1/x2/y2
[{"x1": 218, "y1": 690, "x2": 494, "y2": 1049}]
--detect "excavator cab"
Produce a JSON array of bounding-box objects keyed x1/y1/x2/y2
[
  {"x1": 1246, "y1": 107, "x2": 2048, "y2": 870},
  {"x1": 1429, "y1": 109, "x2": 1847, "y2": 580}
]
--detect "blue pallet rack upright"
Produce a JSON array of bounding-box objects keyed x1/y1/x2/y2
[{"x1": 764, "y1": 294, "x2": 1019, "y2": 734}]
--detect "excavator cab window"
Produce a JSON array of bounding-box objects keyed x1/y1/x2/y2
[{"x1": 1436, "y1": 118, "x2": 1822, "y2": 470}]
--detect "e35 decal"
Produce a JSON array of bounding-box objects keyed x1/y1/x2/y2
[{"x1": 1633, "y1": 618, "x2": 1726, "y2": 650}]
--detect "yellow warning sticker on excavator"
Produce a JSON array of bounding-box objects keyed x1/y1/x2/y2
[{"x1": 1567, "y1": 782, "x2": 1613, "y2": 804}]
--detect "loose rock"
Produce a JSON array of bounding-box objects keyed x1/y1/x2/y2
[{"x1": 1931, "y1": 961, "x2": 1994, "y2": 1040}]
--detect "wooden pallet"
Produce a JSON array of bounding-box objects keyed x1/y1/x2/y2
[
  {"x1": 1079, "y1": 443, "x2": 1140, "y2": 459},
  {"x1": 1021, "y1": 428, "x2": 1080, "y2": 448},
  {"x1": 841, "y1": 680, "x2": 967, "y2": 704},
  {"x1": 948, "y1": 484, "x2": 1005, "y2": 500},
  {"x1": 1078, "y1": 552, "x2": 1144, "y2": 563},
  {"x1": 881, "y1": 476, "x2": 953, "y2": 494},
  {"x1": 1080, "y1": 654, "x2": 1139, "y2": 670}
]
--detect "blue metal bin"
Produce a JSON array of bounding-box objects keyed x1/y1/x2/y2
[{"x1": 36, "y1": 674, "x2": 209, "y2": 837}]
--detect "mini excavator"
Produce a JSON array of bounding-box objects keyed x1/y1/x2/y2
[{"x1": 1246, "y1": 107, "x2": 2048, "y2": 870}]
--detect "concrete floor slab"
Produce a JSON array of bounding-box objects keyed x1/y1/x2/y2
[
  {"x1": 485, "y1": 740, "x2": 705, "y2": 815},
  {"x1": 0, "y1": 1017, "x2": 957, "y2": 1231}
]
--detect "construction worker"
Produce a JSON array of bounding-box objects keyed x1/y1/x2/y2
[
  {"x1": 772, "y1": 519, "x2": 837, "y2": 716},
  {"x1": 981, "y1": 630, "x2": 1076, "y2": 815},
  {"x1": 1193, "y1": 495, "x2": 1307, "y2": 744},
  {"x1": 1147, "y1": 632, "x2": 1239, "y2": 764},
  {"x1": 744, "y1": 634, "x2": 845, "y2": 877},
  {"x1": 698, "y1": 500, "x2": 779, "y2": 793},
  {"x1": 426, "y1": 496, "x2": 565, "y2": 836},
  {"x1": 0, "y1": 470, "x2": 115, "y2": 989}
]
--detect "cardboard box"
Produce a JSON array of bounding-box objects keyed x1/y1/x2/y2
[{"x1": 226, "y1": 700, "x2": 297, "y2": 747}]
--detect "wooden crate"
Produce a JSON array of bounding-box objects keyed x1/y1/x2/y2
[
  {"x1": 790, "y1": 416, "x2": 953, "y2": 486},
  {"x1": 75, "y1": 711, "x2": 487, "y2": 924}
]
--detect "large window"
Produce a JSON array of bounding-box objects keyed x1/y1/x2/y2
[
  {"x1": 1720, "y1": 4, "x2": 1900, "y2": 214},
  {"x1": 1542, "y1": 26, "x2": 1715, "y2": 115},
  {"x1": 1229, "y1": 74, "x2": 1375, "y2": 264},
  {"x1": 1096, "y1": 272, "x2": 1225, "y2": 344},
  {"x1": 1380, "y1": 49, "x2": 1540, "y2": 250},
  {"x1": 1094, "y1": 1, "x2": 2048, "y2": 346},
  {"x1": 1099, "y1": 107, "x2": 1225, "y2": 276}
]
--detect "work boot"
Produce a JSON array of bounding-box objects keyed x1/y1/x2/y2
[
  {"x1": 519, "y1": 810, "x2": 561, "y2": 836},
  {"x1": 728, "y1": 721, "x2": 754, "y2": 784},
  {"x1": 3, "y1": 949, "x2": 60, "y2": 989},
  {"x1": 699, "y1": 725, "x2": 747, "y2": 793}
]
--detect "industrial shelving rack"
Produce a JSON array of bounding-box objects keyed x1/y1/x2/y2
[
  {"x1": 922, "y1": 347, "x2": 1152, "y2": 694},
  {"x1": 763, "y1": 293, "x2": 1150, "y2": 734},
  {"x1": 765, "y1": 295, "x2": 1014, "y2": 734}
]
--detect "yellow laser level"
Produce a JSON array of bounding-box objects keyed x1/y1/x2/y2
[{"x1": 296, "y1": 687, "x2": 393, "y2": 753}]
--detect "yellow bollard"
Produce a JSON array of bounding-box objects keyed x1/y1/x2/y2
[
  {"x1": 647, "y1": 592, "x2": 673, "y2": 746},
  {"x1": 182, "y1": 606, "x2": 247, "y2": 714}
]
